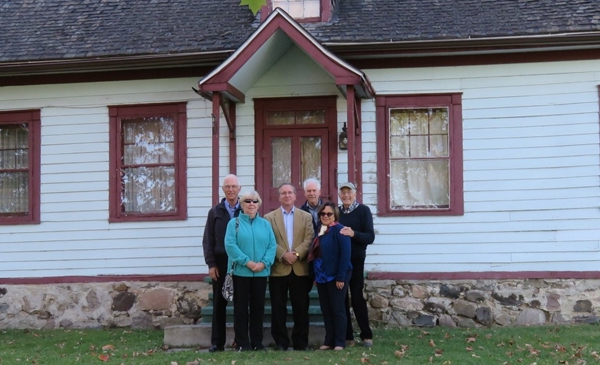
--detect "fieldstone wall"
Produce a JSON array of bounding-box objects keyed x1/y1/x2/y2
[
  {"x1": 362, "y1": 278, "x2": 600, "y2": 328},
  {"x1": 0, "y1": 281, "x2": 211, "y2": 329},
  {"x1": 1, "y1": 278, "x2": 599, "y2": 329}
]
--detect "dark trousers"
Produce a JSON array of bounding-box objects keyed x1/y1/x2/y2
[
  {"x1": 269, "y1": 271, "x2": 312, "y2": 349},
  {"x1": 232, "y1": 275, "x2": 267, "y2": 350},
  {"x1": 210, "y1": 254, "x2": 229, "y2": 347},
  {"x1": 345, "y1": 253, "x2": 373, "y2": 340},
  {"x1": 317, "y1": 272, "x2": 350, "y2": 348}
]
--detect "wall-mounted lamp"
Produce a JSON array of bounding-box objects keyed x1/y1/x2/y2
[{"x1": 339, "y1": 122, "x2": 348, "y2": 150}]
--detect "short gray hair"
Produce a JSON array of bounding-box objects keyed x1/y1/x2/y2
[
  {"x1": 239, "y1": 190, "x2": 262, "y2": 206},
  {"x1": 303, "y1": 178, "x2": 321, "y2": 190}
]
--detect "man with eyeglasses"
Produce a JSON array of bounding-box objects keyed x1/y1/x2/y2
[
  {"x1": 264, "y1": 183, "x2": 314, "y2": 351},
  {"x1": 202, "y1": 174, "x2": 242, "y2": 352},
  {"x1": 338, "y1": 182, "x2": 375, "y2": 348}
]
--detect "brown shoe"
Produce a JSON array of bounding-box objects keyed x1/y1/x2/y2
[{"x1": 334, "y1": 346, "x2": 344, "y2": 351}]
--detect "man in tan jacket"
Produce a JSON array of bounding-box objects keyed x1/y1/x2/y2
[{"x1": 264, "y1": 183, "x2": 314, "y2": 351}]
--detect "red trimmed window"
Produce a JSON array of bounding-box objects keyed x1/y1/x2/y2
[
  {"x1": 109, "y1": 103, "x2": 187, "y2": 222},
  {"x1": 0, "y1": 110, "x2": 41, "y2": 225},
  {"x1": 376, "y1": 94, "x2": 463, "y2": 216}
]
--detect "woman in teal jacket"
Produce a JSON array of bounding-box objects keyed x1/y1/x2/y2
[{"x1": 224, "y1": 190, "x2": 276, "y2": 352}]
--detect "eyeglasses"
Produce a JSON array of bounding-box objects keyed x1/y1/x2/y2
[
  {"x1": 244, "y1": 199, "x2": 259, "y2": 204},
  {"x1": 223, "y1": 185, "x2": 239, "y2": 190},
  {"x1": 319, "y1": 212, "x2": 334, "y2": 217}
]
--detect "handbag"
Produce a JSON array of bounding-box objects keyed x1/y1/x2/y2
[
  {"x1": 222, "y1": 271, "x2": 234, "y2": 302},
  {"x1": 221, "y1": 217, "x2": 239, "y2": 301}
]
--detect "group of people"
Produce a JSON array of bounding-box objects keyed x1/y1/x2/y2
[{"x1": 202, "y1": 174, "x2": 375, "y2": 352}]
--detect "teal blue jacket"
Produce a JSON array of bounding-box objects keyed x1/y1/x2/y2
[{"x1": 224, "y1": 212, "x2": 277, "y2": 277}]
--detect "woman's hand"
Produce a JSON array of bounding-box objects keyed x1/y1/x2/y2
[
  {"x1": 252, "y1": 262, "x2": 265, "y2": 272},
  {"x1": 336, "y1": 281, "x2": 345, "y2": 289}
]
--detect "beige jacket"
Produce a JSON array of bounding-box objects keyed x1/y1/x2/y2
[{"x1": 264, "y1": 207, "x2": 314, "y2": 277}]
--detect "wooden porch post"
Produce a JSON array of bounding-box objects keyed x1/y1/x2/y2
[{"x1": 211, "y1": 92, "x2": 221, "y2": 206}]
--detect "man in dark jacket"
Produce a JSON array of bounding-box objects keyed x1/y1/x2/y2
[
  {"x1": 299, "y1": 178, "x2": 323, "y2": 236},
  {"x1": 338, "y1": 182, "x2": 375, "y2": 348},
  {"x1": 202, "y1": 174, "x2": 241, "y2": 352}
]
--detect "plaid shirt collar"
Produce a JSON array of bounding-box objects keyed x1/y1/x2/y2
[{"x1": 340, "y1": 200, "x2": 359, "y2": 214}]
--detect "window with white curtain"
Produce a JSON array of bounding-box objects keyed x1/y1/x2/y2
[
  {"x1": 0, "y1": 110, "x2": 40, "y2": 225},
  {"x1": 376, "y1": 94, "x2": 463, "y2": 216},
  {"x1": 109, "y1": 103, "x2": 187, "y2": 222}
]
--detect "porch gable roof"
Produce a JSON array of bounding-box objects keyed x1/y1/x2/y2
[{"x1": 198, "y1": 8, "x2": 374, "y2": 103}]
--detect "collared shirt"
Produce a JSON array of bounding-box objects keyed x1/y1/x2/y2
[
  {"x1": 340, "y1": 200, "x2": 359, "y2": 214},
  {"x1": 281, "y1": 206, "x2": 295, "y2": 250},
  {"x1": 225, "y1": 201, "x2": 239, "y2": 219},
  {"x1": 305, "y1": 200, "x2": 321, "y2": 227}
]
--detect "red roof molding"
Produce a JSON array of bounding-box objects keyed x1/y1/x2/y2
[{"x1": 198, "y1": 8, "x2": 374, "y2": 102}]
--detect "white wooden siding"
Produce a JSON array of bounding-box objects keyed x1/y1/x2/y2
[
  {"x1": 0, "y1": 78, "x2": 213, "y2": 278},
  {"x1": 364, "y1": 59, "x2": 600, "y2": 273},
  {"x1": 1, "y1": 53, "x2": 600, "y2": 278}
]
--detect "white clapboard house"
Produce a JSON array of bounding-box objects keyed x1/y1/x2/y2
[{"x1": 1, "y1": 0, "x2": 600, "y2": 329}]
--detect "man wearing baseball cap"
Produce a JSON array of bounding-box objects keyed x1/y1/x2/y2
[{"x1": 337, "y1": 182, "x2": 375, "y2": 348}]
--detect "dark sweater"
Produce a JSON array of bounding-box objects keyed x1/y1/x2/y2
[
  {"x1": 202, "y1": 198, "x2": 241, "y2": 268},
  {"x1": 338, "y1": 203, "x2": 375, "y2": 258}
]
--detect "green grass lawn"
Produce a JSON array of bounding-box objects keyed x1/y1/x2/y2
[{"x1": 1, "y1": 324, "x2": 600, "y2": 365}]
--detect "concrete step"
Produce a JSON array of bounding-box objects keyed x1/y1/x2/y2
[
  {"x1": 164, "y1": 323, "x2": 326, "y2": 349},
  {"x1": 200, "y1": 306, "x2": 324, "y2": 323}
]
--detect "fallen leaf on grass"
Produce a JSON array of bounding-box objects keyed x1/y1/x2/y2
[
  {"x1": 102, "y1": 344, "x2": 114, "y2": 351},
  {"x1": 394, "y1": 350, "x2": 406, "y2": 358},
  {"x1": 466, "y1": 346, "x2": 473, "y2": 351},
  {"x1": 98, "y1": 354, "x2": 110, "y2": 362},
  {"x1": 360, "y1": 357, "x2": 370, "y2": 363},
  {"x1": 429, "y1": 339, "x2": 436, "y2": 347},
  {"x1": 466, "y1": 337, "x2": 476, "y2": 343}
]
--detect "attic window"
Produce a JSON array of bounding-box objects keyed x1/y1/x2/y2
[
  {"x1": 266, "y1": 0, "x2": 331, "y2": 22},
  {"x1": 273, "y1": 0, "x2": 319, "y2": 19}
]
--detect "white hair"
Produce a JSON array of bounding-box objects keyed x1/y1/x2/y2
[{"x1": 303, "y1": 178, "x2": 321, "y2": 190}]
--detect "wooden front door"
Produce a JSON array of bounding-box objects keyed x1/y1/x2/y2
[{"x1": 255, "y1": 96, "x2": 338, "y2": 214}]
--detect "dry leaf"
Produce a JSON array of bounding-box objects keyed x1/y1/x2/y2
[
  {"x1": 429, "y1": 356, "x2": 433, "y2": 362},
  {"x1": 98, "y1": 354, "x2": 110, "y2": 362},
  {"x1": 186, "y1": 361, "x2": 199, "y2": 365},
  {"x1": 435, "y1": 349, "x2": 444, "y2": 355},
  {"x1": 466, "y1": 346, "x2": 473, "y2": 351},
  {"x1": 485, "y1": 334, "x2": 492, "y2": 339},
  {"x1": 171, "y1": 362, "x2": 178, "y2": 365},
  {"x1": 394, "y1": 350, "x2": 405, "y2": 358},
  {"x1": 102, "y1": 344, "x2": 114, "y2": 351},
  {"x1": 466, "y1": 337, "x2": 476, "y2": 343},
  {"x1": 429, "y1": 339, "x2": 436, "y2": 347},
  {"x1": 360, "y1": 357, "x2": 370, "y2": 363}
]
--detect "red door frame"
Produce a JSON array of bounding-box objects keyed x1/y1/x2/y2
[{"x1": 255, "y1": 96, "x2": 338, "y2": 214}]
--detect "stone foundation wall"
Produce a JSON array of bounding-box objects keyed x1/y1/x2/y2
[
  {"x1": 0, "y1": 281, "x2": 211, "y2": 329},
  {"x1": 363, "y1": 278, "x2": 600, "y2": 328},
  {"x1": 1, "y1": 278, "x2": 599, "y2": 329}
]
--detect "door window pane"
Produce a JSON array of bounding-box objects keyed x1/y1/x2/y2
[
  {"x1": 300, "y1": 137, "x2": 321, "y2": 183},
  {"x1": 272, "y1": 137, "x2": 291, "y2": 187},
  {"x1": 267, "y1": 110, "x2": 325, "y2": 125}
]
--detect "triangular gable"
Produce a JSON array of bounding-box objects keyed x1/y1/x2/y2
[{"x1": 198, "y1": 8, "x2": 374, "y2": 102}]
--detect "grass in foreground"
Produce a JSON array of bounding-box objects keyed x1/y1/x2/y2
[{"x1": 1, "y1": 324, "x2": 600, "y2": 365}]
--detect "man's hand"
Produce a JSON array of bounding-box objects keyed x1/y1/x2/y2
[
  {"x1": 340, "y1": 226, "x2": 355, "y2": 237},
  {"x1": 209, "y1": 267, "x2": 219, "y2": 281},
  {"x1": 282, "y1": 251, "x2": 298, "y2": 265},
  {"x1": 336, "y1": 281, "x2": 345, "y2": 289}
]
